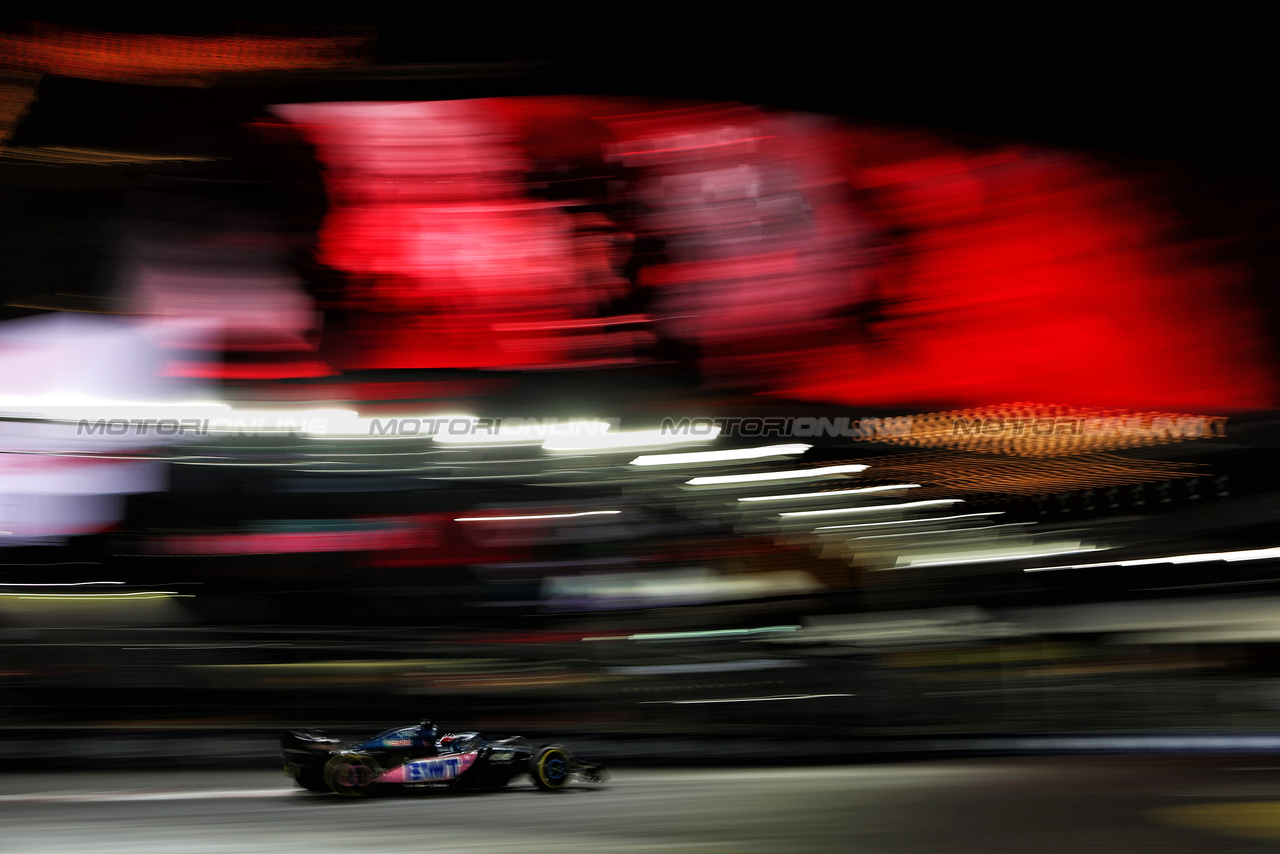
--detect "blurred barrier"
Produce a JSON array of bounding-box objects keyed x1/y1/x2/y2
[{"x1": 10, "y1": 729, "x2": 1280, "y2": 771}]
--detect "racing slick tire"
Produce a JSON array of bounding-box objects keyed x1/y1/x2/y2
[
  {"x1": 295, "y1": 767, "x2": 330, "y2": 793},
  {"x1": 324, "y1": 753, "x2": 381, "y2": 797},
  {"x1": 529, "y1": 744, "x2": 573, "y2": 791}
]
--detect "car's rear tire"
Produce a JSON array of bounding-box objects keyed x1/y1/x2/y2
[
  {"x1": 529, "y1": 745, "x2": 573, "y2": 791},
  {"x1": 324, "y1": 753, "x2": 380, "y2": 797},
  {"x1": 295, "y1": 767, "x2": 329, "y2": 793}
]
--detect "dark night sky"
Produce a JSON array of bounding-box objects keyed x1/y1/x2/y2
[{"x1": 2, "y1": 12, "x2": 1273, "y2": 165}]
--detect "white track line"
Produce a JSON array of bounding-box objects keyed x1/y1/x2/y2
[{"x1": 0, "y1": 788, "x2": 297, "y2": 804}]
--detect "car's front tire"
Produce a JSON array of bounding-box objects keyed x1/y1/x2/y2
[{"x1": 529, "y1": 745, "x2": 573, "y2": 791}]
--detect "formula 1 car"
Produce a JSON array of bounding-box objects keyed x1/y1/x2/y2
[{"x1": 281, "y1": 720, "x2": 607, "y2": 796}]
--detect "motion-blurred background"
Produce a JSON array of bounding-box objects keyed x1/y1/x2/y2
[{"x1": 1, "y1": 18, "x2": 1279, "y2": 766}]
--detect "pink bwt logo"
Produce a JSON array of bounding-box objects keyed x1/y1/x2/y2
[{"x1": 402, "y1": 753, "x2": 478, "y2": 782}]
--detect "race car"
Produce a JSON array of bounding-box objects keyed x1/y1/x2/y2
[{"x1": 281, "y1": 720, "x2": 607, "y2": 796}]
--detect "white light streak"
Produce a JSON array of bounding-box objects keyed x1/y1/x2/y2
[
  {"x1": 454, "y1": 510, "x2": 622, "y2": 522},
  {"x1": 780, "y1": 499, "x2": 963, "y2": 518},
  {"x1": 739, "y1": 484, "x2": 919, "y2": 502},
  {"x1": 624, "y1": 626, "x2": 799, "y2": 641},
  {"x1": 544, "y1": 428, "x2": 721, "y2": 453},
  {"x1": 902, "y1": 546, "x2": 1103, "y2": 568},
  {"x1": 628, "y1": 442, "x2": 806, "y2": 466},
  {"x1": 853, "y1": 523, "x2": 1031, "y2": 540},
  {"x1": 330, "y1": 413, "x2": 475, "y2": 438},
  {"x1": 0, "y1": 581, "x2": 125, "y2": 587},
  {"x1": 0, "y1": 396, "x2": 230, "y2": 420},
  {"x1": 0, "y1": 591, "x2": 189, "y2": 600},
  {"x1": 640, "y1": 693, "x2": 853, "y2": 705},
  {"x1": 1024, "y1": 545, "x2": 1280, "y2": 573},
  {"x1": 685, "y1": 464, "x2": 868, "y2": 486},
  {"x1": 433, "y1": 420, "x2": 615, "y2": 445},
  {"x1": 0, "y1": 397, "x2": 361, "y2": 437},
  {"x1": 814, "y1": 512, "x2": 1004, "y2": 531}
]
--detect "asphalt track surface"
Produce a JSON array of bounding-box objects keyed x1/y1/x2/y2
[{"x1": 7, "y1": 759, "x2": 1280, "y2": 852}]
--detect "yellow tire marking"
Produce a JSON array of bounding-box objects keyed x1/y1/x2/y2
[{"x1": 539, "y1": 749, "x2": 569, "y2": 787}]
